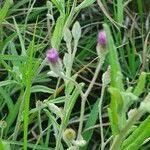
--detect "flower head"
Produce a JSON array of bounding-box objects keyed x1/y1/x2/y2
[
  {"x1": 63, "y1": 128, "x2": 76, "y2": 141},
  {"x1": 98, "y1": 31, "x2": 106, "y2": 46},
  {"x1": 46, "y1": 48, "x2": 59, "y2": 64}
]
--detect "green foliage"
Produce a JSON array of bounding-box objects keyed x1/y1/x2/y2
[
  {"x1": 0, "y1": 140, "x2": 10, "y2": 150},
  {"x1": 82, "y1": 100, "x2": 99, "y2": 142},
  {"x1": 133, "y1": 72, "x2": 147, "y2": 97},
  {"x1": 51, "y1": 0, "x2": 65, "y2": 14},
  {"x1": 117, "y1": 0, "x2": 124, "y2": 24},
  {"x1": 75, "y1": 0, "x2": 96, "y2": 12},
  {"x1": 0, "y1": 0, "x2": 12, "y2": 24},
  {"x1": 103, "y1": 24, "x2": 124, "y2": 90},
  {"x1": 122, "y1": 116, "x2": 150, "y2": 150},
  {"x1": 0, "y1": 0, "x2": 149, "y2": 149},
  {"x1": 51, "y1": 15, "x2": 66, "y2": 49}
]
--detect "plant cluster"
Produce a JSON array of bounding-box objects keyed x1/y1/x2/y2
[{"x1": 0, "y1": 0, "x2": 150, "y2": 150}]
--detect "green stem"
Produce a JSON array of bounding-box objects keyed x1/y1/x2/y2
[
  {"x1": 11, "y1": 91, "x2": 24, "y2": 150},
  {"x1": 55, "y1": 95, "x2": 70, "y2": 150},
  {"x1": 77, "y1": 61, "x2": 102, "y2": 140},
  {"x1": 33, "y1": 122, "x2": 52, "y2": 150},
  {"x1": 0, "y1": 128, "x2": 3, "y2": 139},
  {"x1": 38, "y1": 109, "x2": 43, "y2": 144},
  {"x1": 23, "y1": 40, "x2": 35, "y2": 150},
  {"x1": 98, "y1": 84, "x2": 106, "y2": 150},
  {"x1": 55, "y1": 81, "x2": 83, "y2": 149},
  {"x1": 45, "y1": 119, "x2": 51, "y2": 147},
  {"x1": 23, "y1": 77, "x2": 32, "y2": 150}
]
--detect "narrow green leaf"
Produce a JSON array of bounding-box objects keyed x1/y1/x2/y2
[
  {"x1": 23, "y1": 25, "x2": 36, "y2": 150},
  {"x1": 64, "y1": 28, "x2": 72, "y2": 44},
  {"x1": 82, "y1": 100, "x2": 99, "y2": 142},
  {"x1": 65, "y1": 75, "x2": 77, "y2": 95},
  {"x1": 0, "y1": 87, "x2": 14, "y2": 113},
  {"x1": 51, "y1": 0, "x2": 64, "y2": 14},
  {"x1": 75, "y1": 0, "x2": 96, "y2": 12},
  {"x1": 0, "y1": 54, "x2": 29, "y2": 62},
  {"x1": 0, "y1": 32, "x2": 17, "y2": 51},
  {"x1": 64, "y1": 83, "x2": 84, "y2": 128},
  {"x1": 51, "y1": 15, "x2": 66, "y2": 49},
  {"x1": 122, "y1": 116, "x2": 150, "y2": 150},
  {"x1": 0, "y1": 80, "x2": 17, "y2": 87},
  {"x1": 13, "y1": 17, "x2": 26, "y2": 56},
  {"x1": 0, "y1": 0, "x2": 12, "y2": 24},
  {"x1": 2, "y1": 140, "x2": 51, "y2": 150},
  {"x1": 31, "y1": 85, "x2": 55, "y2": 94},
  {"x1": 5, "y1": 91, "x2": 23, "y2": 136},
  {"x1": 9, "y1": 0, "x2": 30, "y2": 13},
  {"x1": 117, "y1": 0, "x2": 124, "y2": 24},
  {"x1": 137, "y1": 0, "x2": 143, "y2": 21},
  {"x1": 44, "y1": 109, "x2": 60, "y2": 129},
  {"x1": 72, "y1": 21, "x2": 81, "y2": 42},
  {"x1": 133, "y1": 72, "x2": 147, "y2": 97}
]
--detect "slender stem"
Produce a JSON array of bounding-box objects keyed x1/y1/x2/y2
[
  {"x1": 33, "y1": 122, "x2": 52, "y2": 150},
  {"x1": 55, "y1": 95, "x2": 69, "y2": 150},
  {"x1": 12, "y1": 90, "x2": 24, "y2": 141},
  {"x1": 23, "y1": 40, "x2": 35, "y2": 150},
  {"x1": 23, "y1": 78, "x2": 32, "y2": 150},
  {"x1": 77, "y1": 61, "x2": 102, "y2": 140},
  {"x1": 23, "y1": 0, "x2": 36, "y2": 40},
  {"x1": 38, "y1": 109, "x2": 43, "y2": 144},
  {"x1": 98, "y1": 84, "x2": 106, "y2": 150},
  {"x1": 36, "y1": 58, "x2": 47, "y2": 76},
  {"x1": 55, "y1": 74, "x2": 83, "y2": 149},
  {"x1": 1, "y1": 128, "x2": 3, "y2": 139},
  {"x1": 54, "y1": 77, "x2": 61, "y2": 99},
  {"x1": 45, "y1": 119, "x2": 51, "y2": 147},
  {"x1": 60, "y1": 73, "x2": 84, "y2": 99},
  {"x1": 104, "y1": 136, "x2": 113, "y2": 147}
]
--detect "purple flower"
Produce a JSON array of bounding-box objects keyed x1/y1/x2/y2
[
  {"x1": 98, "y1": 31, "x2": 106, "y2": 46},
  {"x1": 46, "y1": 48, "x2": 59, "y2": 64}
]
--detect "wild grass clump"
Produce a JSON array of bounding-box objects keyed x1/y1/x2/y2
[{"x1": 0, "y1": 0, "x2": 150, "y2": 150}]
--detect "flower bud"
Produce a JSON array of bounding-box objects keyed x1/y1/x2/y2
[
  {"x1": 46, "y1": 48, "x2": 59, "y2": 64},
  {"x1": 0, "y1": 120, "x2": 7, "y2": 129},
  {"x1": 36, "y1": 100, "x2": 43, "y2": 109},
  {"x1": 63, "y1": 128, "x2": 76, "y2": 141},
  {"x1": 98, "y1": 31, "x2": 106, "y2": 47}
]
